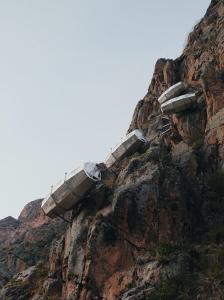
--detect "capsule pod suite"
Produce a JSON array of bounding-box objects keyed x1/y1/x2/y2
[
  {"x1": 41, "y1": 162, "x2": 101, "y2": 218},
  {"x1": 161, "y1": 93, "x2": 196, "y2": 114},
  {"x1": 158, "y1": 82, "x2": 185, "y2": 104},
  {"x1": 105, "y1": 129, "x2": 147, "y2": 168}
]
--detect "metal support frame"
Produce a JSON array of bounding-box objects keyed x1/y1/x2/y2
[{"x1": 160, "y1": 127, "x2": 172, "y2": 137}]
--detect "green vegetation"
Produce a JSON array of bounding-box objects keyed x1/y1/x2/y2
[
  {"x1": 150, "y1": 243, "x2": 180, "y2": 262},
  {"x1": 118, "y1": 276, "x2": 124, "y2": 285},
  {"x1": 125, "y1": 282, "x2": 134, "y2": 290},
  {"x1": 148, "y1": 273, "x2": 198, "y2": 300},
  {"x1": 7, "y1": 277, "x2": 30, "y2": 289},
  {"x1": 131, "y1": 240, "x2": 224, "y2": 299},
  {"x1": 149, "y1": 279, "x2": 179, "y2": 300},
  {"x1": 218, "y1": 70, "x2": 224, "y2": 82},
  {"x1": 187, "y1": 133, "x2": 204, "y2": 150},
  {"x1": 147, "y1": 245, "x2": 224, "y2": 300},
  {"x1": 206, "y1": 248, "x2": 224, "y2": 278},
  {"x1": 203, "y1": 169, "x2": 224, "y2": 216},
  {"x1": 206, "y1": 225, "x2": 224, "y2": 244},
  {"x1": 198, "y1": 244, "x2": 224, "y2": 278},
  {"x1": 207, "y1": 169, "x2": 224, "y2": 197},
  {"x1": 35, "y1": 262, "x2": 48, "y2": 278}
]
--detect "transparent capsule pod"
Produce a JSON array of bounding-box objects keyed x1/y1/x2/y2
[
  {"x1": 41, "y1": 162, "x2": 101, "y2": 218},
  {"x1": 161, "y1": 93, "x2": 196, "y2": 114},
  {"x1": 158, "y1": 82, "x2": 185, "y2": 104},
  {"x1": 105, "y1": 129, "x2": 147, "y2": 168}
]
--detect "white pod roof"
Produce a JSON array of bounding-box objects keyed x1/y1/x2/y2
[
  {"x1": 158, "y1": 82, "x2": 185, "y2": 104},
  {"x1": 83, "y1": 162, "x2": 101, "y2": 181},
  {"x1": 126, "y1": 129, "x2": 147, "y2": 143}
]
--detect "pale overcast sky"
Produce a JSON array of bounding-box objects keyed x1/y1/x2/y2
[{"x1": 0, "y1": 0, "x2": 210, "y2": 219}]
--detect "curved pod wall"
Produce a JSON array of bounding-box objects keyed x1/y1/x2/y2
[
  {"x1": 105, "y1": 129, "x2": 147, "y2": 168},
  {"x1": 41, "y1": 162, "x2": 101, "y2": 218},
  {"x1": 161, "y1": 93, "x2": 196, "y2": 114},
  {"x1": 158, "y1": 82, "x2": 185, "y2": 104}
]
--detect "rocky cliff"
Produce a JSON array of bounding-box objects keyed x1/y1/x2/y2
[
  {"x1": 0, "y1": 199, "x2": 67, "y2": 294},
  {"x1": 1, "y1": 0, "x2": 224, "y2": 299}
]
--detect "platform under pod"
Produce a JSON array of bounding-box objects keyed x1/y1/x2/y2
[
  {"x1": 158, "y1": 82, "x2": 185, "y2": 104},
  {"x1": 105, "y1": 129, "x2": 147, "y2": 168},
  {"x1": 161, "y1": 93, "x2": 196, "y2": 114},
  {"x1": 41, "y1": 162, "x2": 101, "y2": 218}
]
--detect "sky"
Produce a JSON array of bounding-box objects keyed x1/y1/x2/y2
[{"x1": 0, "y1": 0, "x2": 211, "y2": 220}]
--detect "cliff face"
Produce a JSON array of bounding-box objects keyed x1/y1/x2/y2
[
  {"x1": 0, "y1": 199, "x2": 66, "y2": 293},
  {"x1": 1, "y1": 1, "x2": 224, "y2": 299}
]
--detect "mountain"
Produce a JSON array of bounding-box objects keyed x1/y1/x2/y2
[
  {"x1": 1, "y1": 0, "x2": 224, "y2": 299},
  {"x1": 0, "y1": 200, "x2": 66, "y2": 294}
]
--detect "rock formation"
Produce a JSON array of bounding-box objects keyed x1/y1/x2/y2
[
  {"x1": 1, "y1": 0, "x2": 224, "y2": 299},
  {"x1": 0, "y1": 199, "x2": 66, "y2": 296}
]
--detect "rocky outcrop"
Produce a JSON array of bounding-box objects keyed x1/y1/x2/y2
[
  {"x1": 129, "y1": 0, "x2": 224, "y2": 170},
  {"x1": 0, "y1": 216, "x2": 18, "y2": 228},
  {"x1": 1, "y1": 0, "x2": 224, "y2": 299},
  {"x1": 0, "y1": 217, "x2": 18, "y2": 243},
  {"x1": 0, "y1": 199, "x2": 67, "y2": 291}
]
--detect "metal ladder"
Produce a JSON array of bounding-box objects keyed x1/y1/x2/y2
[{"x1": 157, "y1": 114, "x2": 172, "y2": 138}]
